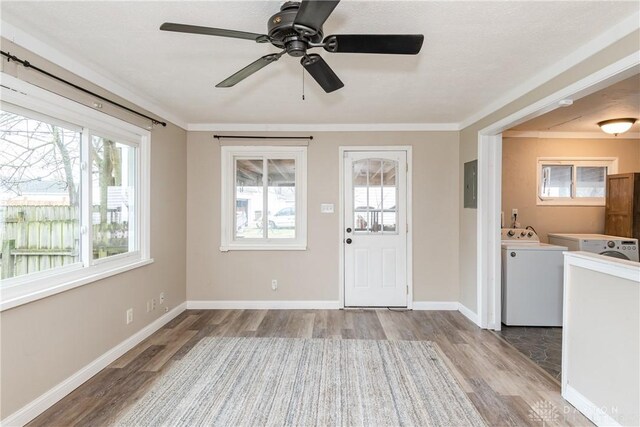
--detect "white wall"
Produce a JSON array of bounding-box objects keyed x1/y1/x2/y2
[{"x1": 562, "y1": 255, "x2": 639, "y2": 426}]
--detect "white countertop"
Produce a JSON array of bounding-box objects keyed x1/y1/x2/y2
[{"x1": 564, "y1": 251, "x2": 640, "y2": 282}]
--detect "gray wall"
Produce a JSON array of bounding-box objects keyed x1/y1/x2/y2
[
  {"x1": 0, "y1": 40, "x2": 188, "y2": 418},
  {"x1": 186, "y1": 131, "x2": 460, "y2": 303}
]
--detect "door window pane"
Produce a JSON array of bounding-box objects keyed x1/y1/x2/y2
[
  {"x1": 267, "y1": 159, "x2": 296, "y2": 239},
  {"x1": 235, "y1": 158, "x2": 264, "y2": 239},
  {"x1": 576, "y1": 166, "x2": 606, "y2": 198},
  {"x1": 382, "y1": 160, "x2": 398, "y2": 232},
  {"x1": 540, "y1": 165, "x2": 572, "y2": 198},
  {"x1": 353, "y1": 159, "x2": 397, "y2": 234},
  {"x1": 91, "y1": 136, "x2": 136, "y2": 260},
  {"x1": 0, "y1": 109, "x2": 81, "y2": 279}
]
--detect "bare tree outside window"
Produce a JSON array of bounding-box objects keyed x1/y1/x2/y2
[
  {"x1": 0, "y1": 110, "x2": 81, "y2": 279},
  {"x1": 0, "y1": 109, "x2": 136, "y2": 280}
]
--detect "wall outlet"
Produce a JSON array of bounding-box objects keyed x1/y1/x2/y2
[
  {"x1": 146, "y1": 301, "x2": 151, "y2": 313},
  {"x1": 159, "y1": 292, "x2": 165, "y2": 305},
  {"x1": 271, "y1": 279, "x2": 278, "y2": 291},
  {"x1": 126, "y1": 308, "x2": 133, "y2": 324},
  {"x1": 511, "y1": 208, "x2": 518, "y2": 217},
  {"x1": 151, "y1": 298, "x2": 156, "y2": 310}
]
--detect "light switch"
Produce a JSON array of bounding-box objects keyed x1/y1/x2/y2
[{"x1": 320, "y1": 203, "x2": 334, "y2": 213}]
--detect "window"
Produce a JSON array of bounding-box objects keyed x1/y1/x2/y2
[
  {"x1": 537, "y1": 158, "x2": 617, "y2": 206},
  {"x1": 0, "y1": 75, "x2": 150, "y2": 310},
  {"x1": 221, "y1": 146, "x2": 307, "y2": 250},
  {"x1": 353, "y1": 159, "x2": 398, "y2": 234},
  {"x1": 91, "y1": 135, "x2": 137, "y2": 260}
]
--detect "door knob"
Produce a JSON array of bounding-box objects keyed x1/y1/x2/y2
[
  {"x1": 345, "y1": 238, "x2": 352, "y2": 244},
  {"x1": 346, "y1": 227, "x2": 352, "y2": 233}
]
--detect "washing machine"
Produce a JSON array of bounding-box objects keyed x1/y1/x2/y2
[
  {"x1": 501, "y1": 228, "x2": 568, "y2": 327},
  {"x1": 548, "y1": 234, "x2": 639, "y2": 262}
]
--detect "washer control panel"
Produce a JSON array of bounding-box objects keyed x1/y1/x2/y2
[{"x1": 501, "y1": 228, "x2": 539, "y2": 242}]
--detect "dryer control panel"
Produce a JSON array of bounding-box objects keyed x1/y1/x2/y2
[
  {"x1": 501, "y1": 228, "x2": 539, "y2": 242},
  {"x1": 581, "y1": 238, "x2": 639, "y2": 262}
]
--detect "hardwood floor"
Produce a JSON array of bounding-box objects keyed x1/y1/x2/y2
[{"x1": 28, "y1": 309, "x2": 591, "y2": 426}]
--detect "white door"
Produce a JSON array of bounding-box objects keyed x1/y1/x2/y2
[{"x1": 344, "y1": 151, "x2": 408, "y2": 307}]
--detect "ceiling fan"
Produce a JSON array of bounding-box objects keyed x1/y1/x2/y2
[{"x1": 160, "y1": 0, "x2": 424, "y2": 93}]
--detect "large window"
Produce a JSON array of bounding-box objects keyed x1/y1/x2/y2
[
  {"x1": 221, "y1": 146, "x2": 306, "y2": 250},
  {"x1": 0, "y1": 76, "x2": 150, "y2": 310},
  {"x1": 537, "y1": 158, "x2": 617, "y2": 206}
]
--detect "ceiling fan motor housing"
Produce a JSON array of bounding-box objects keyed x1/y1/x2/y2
[{"x1": 268, "y1": 1, "x2": 322, "y2": 56}]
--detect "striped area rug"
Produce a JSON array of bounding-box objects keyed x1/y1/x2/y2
[{"x1": 116, "y1": 337, "x2": 486, "y2": 426}]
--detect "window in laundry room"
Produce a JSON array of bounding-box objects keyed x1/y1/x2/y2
[{"x1": 537, "y1": 158, "x2": 617, "y2": 206}]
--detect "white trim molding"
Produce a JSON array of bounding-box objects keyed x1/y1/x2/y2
[
  {"x1": 411, "y1": 302, "x2": 481, "y2": 326},
  {"x1": 459, "y1": 11, "x2": 640, "y2": 129},
  {"x1": 503, "y1": 130, "x2": 640, "y2": 140},
  {"x1": 457, "y1": 302, "x2": 480, "y2": 326},
  {"x1": 188, "y1": 123, "x2": 459, "y2": 132},
  {"x1": 563, "y1": 385, "x2": 622, "y2": 427},
  {"x1": 0, "y1": 303, "x2": 187, "y2": 427},
  {"x1": 186, "y1": 300, "x2": 341, "y2": 310}
]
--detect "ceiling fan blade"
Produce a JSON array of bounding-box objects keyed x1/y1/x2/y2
[
  {"x1": 294, "y1": 0, "x2": 340, "y2": 34},
  {"x1": 160, "y1": 23, "x2": 269, "y2": 43},
  {"x1": 216, "y1": 52, "x2": 285, "y2": 88},
  {"x1": 301, "y1": 54, "x2": 344, "y2": 93},
  {"x1": 324, "y1": 34, "x2": 424, "y2": 54}
]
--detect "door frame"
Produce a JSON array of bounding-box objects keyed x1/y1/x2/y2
[
  {"x1": 476, "y1": 54, "x2": 640, "y2": 330},
  {"x1": 338, "y1": 146, "x2": 413, "y2": 309}
]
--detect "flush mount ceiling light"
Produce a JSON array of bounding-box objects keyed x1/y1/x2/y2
[{"x1": 597, "y1": 118, "x2": 636, "y2": 136}]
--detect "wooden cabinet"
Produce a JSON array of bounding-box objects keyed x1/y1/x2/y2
[{"x1": 605, "y1": 173, "x2": 640, "y2": 239}]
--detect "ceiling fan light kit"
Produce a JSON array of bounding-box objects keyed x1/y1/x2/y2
[
  {"x1": 160, "y1": 0, "x2": 424, "y2": 93},
  {"x1": 597, "y1": 118, "x2": 636, "y2": 136}
]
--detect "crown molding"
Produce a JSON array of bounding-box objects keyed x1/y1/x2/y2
[
  {"x1": 503, "y1": 130, "x2": 640, "y2": 139},
  {"x1": 459, "y1": 11, "x2": 640, "y2": 130},
  {"x1": 3, "y1": 8, "x2": 637, "y2": 134},
  {"x1": 1, "y1": 20, "x2": 188, "y2": 130},
  {"x1": 187, "y1": 122, "x2": 460, "y2": 132}
]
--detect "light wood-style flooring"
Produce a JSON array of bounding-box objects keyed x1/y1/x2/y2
[{"x1": 28, "y1": 309, "x2": 591, "y2": 426}]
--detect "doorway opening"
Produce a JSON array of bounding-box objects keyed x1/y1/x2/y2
[{"x1": 477, "y1": 55, "x2": 639, "y2": 331}]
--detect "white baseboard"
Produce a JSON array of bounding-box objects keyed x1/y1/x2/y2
[
  {"x1": 563, "y1": 385, "x2": 622, "y2": 427},
  {"x1": 412, "y1": 301, "x2": 459, "y2": 310},
  {"x1": 186, "y1": 300, "x2": 341, "y2": 310},
  {"x1": 1, "y1": 302, "x2": 186, "y2": 427},
  {"x1": 457, "y1": 302, "x2": 481, "y2": 326}
]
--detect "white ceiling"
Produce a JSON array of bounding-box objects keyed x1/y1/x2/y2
[
  {"x1": 1, "y1": 1, "x2": 639, "y2": 127},
  {"x1": 511, "y1": 74, "x2": 640, "y2": 133}
]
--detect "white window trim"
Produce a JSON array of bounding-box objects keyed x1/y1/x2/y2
[
  {"x1": 536, "y1": 157, "x2": 618, "y2": 206},
  {"x1": 0, "y1": 73, "x2": 152, "y2": 312},
  {"x1": 220, "y1": 145, "x2": 307, "y2": 251}
]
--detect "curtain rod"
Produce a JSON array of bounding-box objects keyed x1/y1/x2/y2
[
  {"x1": 214, "y1": 135, "x2": 313, "y2": 140},
  {"x1": 1, "y1": 50, "x2": 167, "y2": 127}
]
